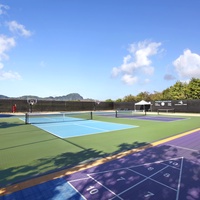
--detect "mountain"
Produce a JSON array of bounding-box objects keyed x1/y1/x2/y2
[
  {"x1": 45, "y1": 93, "x2": 84, "y2": 101},
  {"x1": 0, "y1": 93, "x2": 85, "y2": 101},
  {"x1": 0, "y1": 95, "x2": 9, "y2": 99}
]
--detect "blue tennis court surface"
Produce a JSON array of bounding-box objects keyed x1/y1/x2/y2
[{"x1": 33, "y1": 120, "x2": 137, "y2": 138}]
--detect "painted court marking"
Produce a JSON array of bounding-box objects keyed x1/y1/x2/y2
[
  {"x1": 133, "y1": 116, "x2": 188, "y2": 122},
  {"x1": 0, "y1": 128, "x2": 200, "y2": 200},
  {"x1": 167, "y1": 144, "x2": 200, "y2": 152},
  {"x1": 68, "y1": 157, "x2": 184, "y2": 200},
  {"x1": 33, "y1": 120, "x2": 137, "y2": 138}
]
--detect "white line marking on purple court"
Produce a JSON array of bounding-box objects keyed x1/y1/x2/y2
[
  {"x1": 167, "y1": 144, "x2": 200, "y2": 152},
  {"x1": 68, "y1": 157, "x2": 184, "y2": 200},
  {"x1": 88, "y1": 175, "x2": 123, "y2": 200},
  {"x1": 65, "y1": 129, "x2": 200, "y2": 200},
  {"x1": 176, "y1": 157, "x2": 184, "y2": 200}
]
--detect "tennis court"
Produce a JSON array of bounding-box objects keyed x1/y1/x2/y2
[
  {"x1": 33, "y1": 120, "x2": 137, "y2": 139},
  {"x1": 94, "y1": 110, "x2": 187, "y2": 122},
  {"x1": 22, "y1": 112, "x2": 137, "y2": 138},
  {"x1": 0, "y1": 111, "x2": 200, "y2": 200}
]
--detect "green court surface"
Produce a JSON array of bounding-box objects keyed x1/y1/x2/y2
[{"x1": 0, "y1": 113, "x2": 199, "y2": 187}]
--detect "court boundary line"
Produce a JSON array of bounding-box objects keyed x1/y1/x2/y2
[
  {"x1": 0, "y1": 128, "x2": 200, "y2": 196},
  {"x1": 167, "y1": 144, "x2": 199, "y2": 152},
  {"x1": 88, "y1": 175, "x2": 123, "y2": 200},
  {"x1": 83, "y1": 157, "x2": 182, "y2": 200},
  {"x1": 131, "y1": 116, "x2": 189, "y2": 123},
  {"x1": 68, "y1": 157, "x2": 182, "y2": 200},
  {"x1": 176, "y1": 157, "x2": 184, "y2": 200},
  {"x1": 107, "y1": 165, "x2": 171, "y2": 200},
  {"x1": 33, "y1": 120, "x2": 137, "y2": 139},
  {"x1": 67, "y1": 181, "x2": 87, "y2": 200}
]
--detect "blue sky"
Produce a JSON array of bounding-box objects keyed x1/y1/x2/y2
[{"x1": 0, "y1": 0, "x2": 200, "y2": 100}]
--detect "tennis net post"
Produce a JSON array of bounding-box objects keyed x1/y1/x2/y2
[
  {"x1": 25, "y1": 113, "x2": 29, "y2": 124},
  {"x1": 115, "y1": 110, "x2": 146, "y2": 118}
]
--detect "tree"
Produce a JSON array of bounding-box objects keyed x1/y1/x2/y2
[
  {"x1": 169, "y1": 81, "x2": 188, "y2": 100},
  {"x1": 116, "y1": 78, "x2": 200, "y2": 101},
  {"x1": 105, "y1": 99, "x2": 114, "y2": 102},
  {"x1": 123, "y1": 94, "x2": 136, "y2": 102},
  {"x1": 162, "y1": 88, "x2": 172, "y2": 100},
  {"x1": 187, "y1": 78, "x2": 200, "y2": 99},
  {"x1": 135, "y1": 92, "x2": 151, "y2": 101},
  {"x1": 149, "y1": 91, "x2": 163, "y2": 101},
  {"x1": 115, "y1": 98, "x2": 122, "y2": 102}
]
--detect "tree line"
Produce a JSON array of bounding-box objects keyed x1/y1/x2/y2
[{"x1": 106, "y1": 78, "x2": 200, "y2": 102}]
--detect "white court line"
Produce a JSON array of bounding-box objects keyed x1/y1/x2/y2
[
  {"x1": 164, "y1": 117, "x2": 190, "y2": 123},
  {"x1": 73, "y1": 122, "x2": 137, "y2": 133},
  {"x1": 88, "y1": 175, "x2": 124, "y2": 200},
  {"x1": 128, "y1": 116, "x2": 189, "y2": 123},
  {"x1": 68, "y1": 177, "x2": 90, "y2": 183},
  {"x1": 68, "y1": 181, "x2": 87, "y2": 200},
  {"x1": 36, "y1": 120, "x2": 135, "y2": 131},
  {"x1": 69, "y1": 157, "x2": 183, "y2": 200},
  {"x1": 73, "y1": 123, "x2": 110, "y2": 132},
  {"x1": 88, "y1": 157, "x2": 183, "y2": 176},
  {"x1": 168, "y1": 144, "x2": 199, "y2": 152},
  {"x1": 176, "y1": 157, "x2": 184, "y2": 200},
  {"x1": 149, "y1": 177, "x2": 177, "y2": 191},
  {"x1": 128, "y1": 165, "x2": 177, "y2": 191},
  {"x1": 108, "y1": 166, "x2": 169, "y2": 199}
]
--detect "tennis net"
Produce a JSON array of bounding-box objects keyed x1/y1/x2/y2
[
  {"x1": 25, "y1": 111, "x2": 93, "y2": 124},
  {"x1": 116, "y1": 110, "x2": 146, "y2": 118}
]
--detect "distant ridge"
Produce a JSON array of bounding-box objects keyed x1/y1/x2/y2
[
  {"x1": 45, "y1": 93, "x2": 84, "y2": 101},
  {"x1": 0, "y1": 93, "x2": 88, "y2": 101},
  {"x1": 0, "y1": 95, "x2": 9, "y2": 99}
]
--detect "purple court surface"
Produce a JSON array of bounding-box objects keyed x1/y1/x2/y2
[
  {"x1": 1, "y1": 129, "x2": 200, "y2": 200},
  {"x1": 120, "y1": 115, "x2": 187, "y2": 122},
  {"x1": 95, "y1": 111, "x2": 187, "y2": 122}
]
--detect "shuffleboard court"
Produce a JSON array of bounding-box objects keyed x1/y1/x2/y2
[
  {"x1": 32, "y1": 120, "x2": 137, "y2": 138},
  {"x1": 1, "y1": 129, "x2": 200, "y2": 200}
]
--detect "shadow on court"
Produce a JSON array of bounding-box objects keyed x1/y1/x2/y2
[
  {"x1": 1, "y1": 143, "x2": 200, "y2": 200},
  {"x1": 0, "y1": 121, "x2": 24, "y2": 129},
  {"x1": 0, "y1": 141, "x2": 151, "y2": 187},
  {"x1": 0, "y1": 114, "x2": 15, "y2": 118},
  {"x1": 63, "y1": 144, "x2": 200, "y2": 200}
]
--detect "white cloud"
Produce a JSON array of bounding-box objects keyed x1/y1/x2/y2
[
  {"x1": 7, "y1": 20, "x2": 32, "y2": 37},
  {"x1": 144, "y1": 78, "x2": 150, "y2": 83},
  {"x1": 0, "y1": 4, "x2": 9, "y2": 15},
  {"x1": 111, "y1": 67, "x2": 121, "y2": 77},
  {"x1": 0, "y1": 63, "x2": 3, "y2": 69},
  {"x1": 111, "y1": 40, "x2": 162, "y2": 85},
  {"x1": 0, "y1": 35, "x2": 22, "y2": 80},
  {"x1": 142, "y1": 66, "x2": 154, "y2": 75},
  {"x1": 173, "y1": 49, "x2": 200, "y2": 79},
  {"x1": 0, "y1": 6, "x2": 32, "y2": 81},
  {"x1": 121, "y1": 74, "x2": 138, "y2": 85},
  {"x1": 0, "y1": 70, "x2": 21, "y2": 80},
  {"x1": 0, "y1": 34, "x2": 16, "y2": 64}
]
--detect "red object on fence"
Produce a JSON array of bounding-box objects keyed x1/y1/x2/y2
[{"x1": 12, "y1": 104, "x2": 17, "y2": 113}]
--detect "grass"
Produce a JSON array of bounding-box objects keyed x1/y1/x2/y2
[{"x1": 0, "y1": 113, "x2": 199, "y2": 187}]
